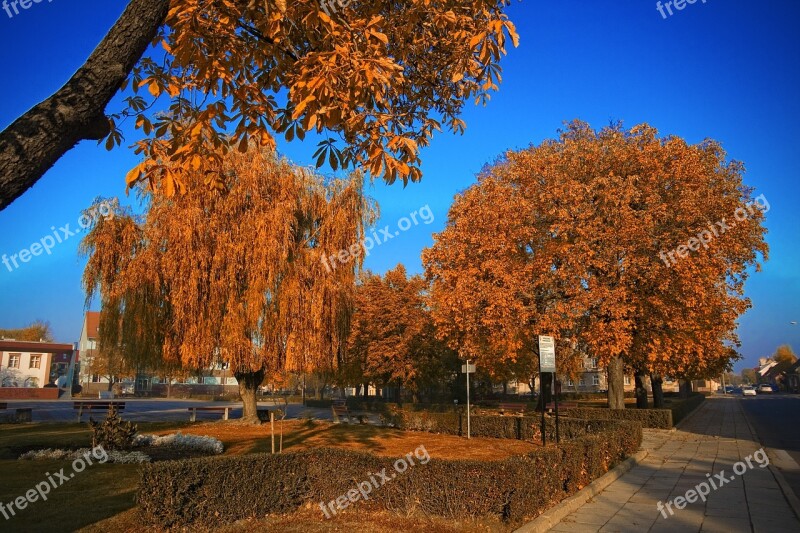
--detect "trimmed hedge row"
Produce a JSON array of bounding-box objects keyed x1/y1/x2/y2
[
  {"x1": 138, "y1": 418, "x2": 641, "y2": 528},
  {"x1": 670, "y1": 393, "x2": 705, "y2": 425},
  {"x1": 565, "y1": 407, "x2": 673, "y2": 429}
]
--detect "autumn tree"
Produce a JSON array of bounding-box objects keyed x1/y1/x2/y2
[
  {"x1": 424, "y1": 121, "x2": 767, "y2": 410},
  {"x1": 0, "y1": 0, "x2": 518, "y2": 209},
  {"x1": 346, "y1": 265, "x2": 458, "y2": 402},
  {"x1": 81, "y1": 148, "x2": 373, "y2": 422},
  {"x1": 0, "y1": 320, "x2": 54, "y2": 342},
  {"x1": 772, "y1": 345, "x2": 797, "y2": 365}
]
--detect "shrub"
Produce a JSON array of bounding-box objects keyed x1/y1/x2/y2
[
  {"x1": 304, "y1": 399, "x2": 333, "y2": 408},
  {"x1": 138, "y1": 417, "x2": 641, "y2": 528},
  {"x1": 89, "y1": 406, "x2": 137, "y2": 450},
  {"x1": 670, "y1": 393, "x2": 705, "y2": 425},
  {"x1": 564, "y1": 407, "x2": 673, "y2": 429}
]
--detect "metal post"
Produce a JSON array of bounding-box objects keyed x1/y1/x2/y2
[
  {"x1": 466, "y1": 359, "x2": 471, "y2": 439},
  {"x1": 270, "y1": 410, "x2": 275, "y2": 454},
  {"x1": 720, "y1": 373, "x2": 726, "y2": 395},
  {"x1": 554, "y1": 376, "x2": 560, "y2": 444},
  {"x1": 540, "y1": 374, "x2": 546, "y2": 446}
]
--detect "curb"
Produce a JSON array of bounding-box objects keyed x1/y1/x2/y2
[
  {"x1": 513, "y1": 449, "x2": 649, "y2": 533},
  {"x1": 737, "y1": 398, "x2": 800, "y2": 521}
]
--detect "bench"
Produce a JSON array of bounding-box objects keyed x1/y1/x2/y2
[
  {"x1": 188, "y1": 406, "x2": 231, "y2": 422},
  {"x1": 73, "y1": 401, "x2": 126, "y2": 421},
  {"x1": 332, "y1": 405, "x2": 352, "y2": 424},
  {"x1": 498, "y1": 402, "x2": 527, "y2": 416},
  {"x1": 0, "y1": 403, "x2": 6, "y2": 410},
  {"x1": 546, "y1": 401, "x2": 578, "y2": 412}
]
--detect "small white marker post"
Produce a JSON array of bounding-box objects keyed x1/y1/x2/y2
[{"x1": 462, "y1": 360, "x2": 476, "y2": 439}]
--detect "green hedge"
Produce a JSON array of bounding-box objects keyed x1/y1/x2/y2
[
  {"x1": 304, "y1": 399, "x2": 333, "y2": 408},
  {"x1": 564, "y1": 407, "x2": 673, "y2": 429},
  {"x1": 138, "y1": 418, "x2": 641, "y2": 528},
  {"x1": 670, "y1": 393, "x2": 705, "y2": 425}
]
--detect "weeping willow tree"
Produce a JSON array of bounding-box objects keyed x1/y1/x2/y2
[{"x1": 80, "y1": 148, "x2": 375, "y2": 422}]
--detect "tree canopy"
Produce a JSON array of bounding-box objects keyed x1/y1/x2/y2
[
  {"x1": 0, "y1": 0, "x2": 518, "y2": 209},
  {"x1": 423, "y1": 121, "x2": 768, "y2": 407},
  {"x1": 80, "y1": 147, "x2": 374, "y2": 421}
]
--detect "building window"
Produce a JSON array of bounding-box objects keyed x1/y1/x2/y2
[
  {"x1": 593, "y1": 374, "x2": 600, "y2": 386},
  {"x1": 565, "y1": 379, "x2": 574, "y2": 387},
  {"x1": 29, "y1": 354, "x2": 41, "y2": 369},
  {"x1": 624, "y1": 376, "x2": 631, "y2": 386},
  {"x1": 8, "y1": 353, "x2": 20, "y2": 368}
]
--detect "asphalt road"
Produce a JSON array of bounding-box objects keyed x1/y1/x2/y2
[{"x1": 739, "y1": 393, "x2": 800, "y2": 499}]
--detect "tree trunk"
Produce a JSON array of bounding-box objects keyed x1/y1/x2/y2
[
  {"x1": 651, "y1": 373, "x2": 665, "y2": 408},
  {"x1": 0, "y1": 0, "x2": 170, "y2": 210},
  {"x1": 607, "y1": 356, "x2": 625, "y2": 409},
  {"x1": 235, "y1": 369, "x2": 265, "y2": 424},
  {"x1": 634, "y1": 369, "x2": 648, "y2": 409},
  {"x1": 362, "y1": 383, "x2": 369, "y2": 399},
  {"x1": 679, "y1": 379, "x2": 692, "y2": 399}
]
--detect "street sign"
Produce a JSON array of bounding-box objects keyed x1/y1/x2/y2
[
  {"x1": 539, "y1": 335, "x2": 556, "y2": 373},
  {"x1": 461, "y1": 363, "x2": 476, "y2": 373}
]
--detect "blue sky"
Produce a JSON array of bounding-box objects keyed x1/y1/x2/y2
[{"x1": 0, "y1": 0, "x2": 798, "y2": 371}]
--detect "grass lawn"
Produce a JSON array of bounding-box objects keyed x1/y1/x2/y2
[{"x1": 0, "y1": 419, "x2": 537, "y2": 532}]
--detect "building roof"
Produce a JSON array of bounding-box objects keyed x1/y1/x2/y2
[
  {"x1": 0, "y1": 340, "x2": 74, "y2": 353},
  {"x1": 85, "y1": 311, "x2": 101, "y2": 339}
]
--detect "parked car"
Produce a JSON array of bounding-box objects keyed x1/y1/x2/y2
[
  {"x1": 742, "y1": 386, "x2": 757, "y2": 396},
  {"x1": 757, "y1": 384, "x2": 774, "y2": 394}
]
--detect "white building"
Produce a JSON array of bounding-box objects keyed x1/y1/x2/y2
[{"x1": 0, "y1": 339, "x2": 74, "y2": 388}]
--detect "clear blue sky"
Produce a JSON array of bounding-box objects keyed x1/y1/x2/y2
[{"x1": 1, "y1": 0, "x2": 798, "y2": 372}]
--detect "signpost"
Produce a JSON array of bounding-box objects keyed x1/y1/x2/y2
[
  {"x1": 462, "y1": 360, "x2": 476, "y2": 439},
  {"x1": 538, "y1": 336, "x2": 557, "y2": 445}
]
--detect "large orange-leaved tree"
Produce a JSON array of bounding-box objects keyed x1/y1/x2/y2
[
  {"x1": 424, "y1": 121, "x2": 768, "y2": 409},
  {"x1": 80, "y1": 147, "x2": 374, "y2": 422}
]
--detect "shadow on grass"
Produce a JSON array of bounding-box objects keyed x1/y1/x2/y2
[{"x1": 0, "y1": 460, "x2": 139, "y2": 532}]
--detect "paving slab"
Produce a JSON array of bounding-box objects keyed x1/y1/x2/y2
[{"x1": 547, "y1": 397, "x2": 800, "y2": 533}]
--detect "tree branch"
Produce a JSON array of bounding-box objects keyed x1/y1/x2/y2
[{"x1": 0, "y1": 0, "x2": 170, "y2": 211}]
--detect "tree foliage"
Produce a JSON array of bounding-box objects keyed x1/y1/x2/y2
[
  {"x1": 80, "y1": 148, "x2": 374, "y2": 421},
  {"x1": 0, "y1": 320, "x2": 54, "y2": 342},
  {"x1": 116, "y1": 0, "x2": 518, "y2": 194},
  {"x1": 346, "y1": 264, "x2": 458, "y2": 399},
  {"x1": 423, "y1": 121, "x2": 768, "y2": 405}
]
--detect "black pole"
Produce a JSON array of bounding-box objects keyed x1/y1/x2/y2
[
  {"x1": 554, "y1": 376, "x2": 560, "y2": 444},
  {"x1": 540, "y1": 375, "x2": 546, "y2": 446}
]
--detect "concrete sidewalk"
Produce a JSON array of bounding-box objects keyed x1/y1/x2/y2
[{"x1": 549, "y1": 397, "x2": 800, "y2": 532}]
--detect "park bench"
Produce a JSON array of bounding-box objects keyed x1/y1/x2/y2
[
  {"x1": 73, "y1": 401, "x2": 126, "y2": 421},
  {"x1": 188, "y1": 406, "x2": 231, "y2": 422},
  {"x1": 331, "y1": 404, "x2": 352, "y2": 424},
  {"x1": 545, "y1": 401, "x2": 578, "y2": 412},
  {"x1": 498, "y1": 402, "x2": 527, "y2": 416}
]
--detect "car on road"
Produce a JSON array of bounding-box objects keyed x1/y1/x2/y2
[
  {"x1": 742, "y1": 386, "x2": 757, "y2": 396},
  {"x1": 757, "y1": 384, "x2": 774, "y2": 394}
]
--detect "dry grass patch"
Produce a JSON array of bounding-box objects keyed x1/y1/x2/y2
[{"x1": 144, "y1": 419, "x2": 539, "y2": 460}]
